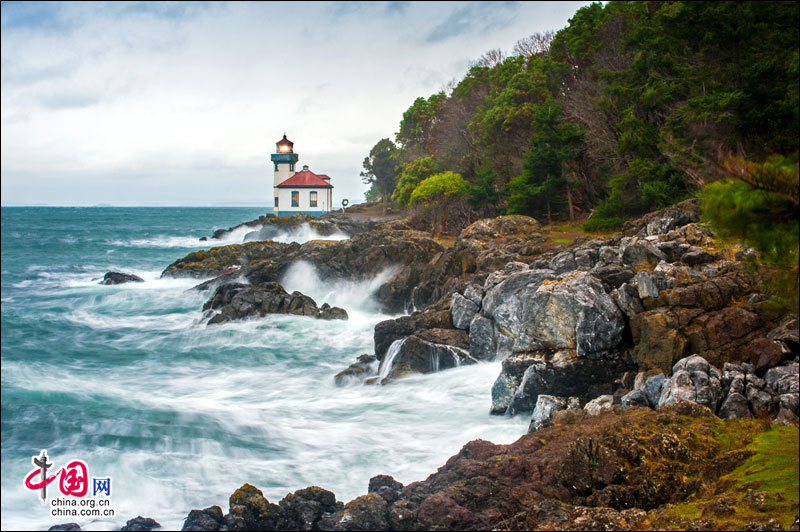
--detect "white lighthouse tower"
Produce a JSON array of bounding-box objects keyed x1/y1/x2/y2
[
  {"x1": 269, "y1": 134, "x2": 333, "y2": 216},
  {"x1": 271, "y1": 134, "x2": 298, "y2": 210}
]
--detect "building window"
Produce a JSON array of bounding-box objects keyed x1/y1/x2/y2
[
  {"x1": 274, "y1": 196, "x2": 278, "y2": 208},
  {"x1": 310, "y1": 191, "x2": 318, "y2": 207},
  {"x1": 274, "y1": 162, "x2": 279, "y2": 172},
  {"x1": 290, "y1": 163, "x2": 295, "y2": 171},
  {"x1": 291, "y1": 191, "x2": 299, "y2": 207}
]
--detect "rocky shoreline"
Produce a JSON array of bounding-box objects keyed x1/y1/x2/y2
[{"x1": 75, "y1": 202, "x2": 798, "y2": 531}]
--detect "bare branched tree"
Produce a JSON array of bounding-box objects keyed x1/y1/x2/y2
[
  {"x1": 470, "y1": 49, "x2": 506, "y2": 69},
  {"x1": 512, "y1": 30, "x2": 555, "y2": 58}
]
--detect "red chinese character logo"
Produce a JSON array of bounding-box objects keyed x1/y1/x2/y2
[{"x1": 59, "y1": 460, "x2": 88, "y2": 497}]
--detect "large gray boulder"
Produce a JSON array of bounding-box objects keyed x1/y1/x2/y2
[
  {"x1": 490, "y1": 349, "x2": 631, "y2": 416},
  {"x1": 101, "y1": 271, "x2": 144, "y2": 285},
  {"x1": 450, "y1": 293, "x2": 479, "y2": 331},
  {"x1": 717, "y1": 392, "x2": 753, "y2": 419},
  {"x1": 203, "y1": 282, "x2": 347, "y2": 325},
  {"x1": 584, "y1": 394, "x2": 615, "y2": 416},
  {"x1": 643, "y1": 374, "x2": 666, "y2": 408},
  {"x1": 528, "y1": 395, "x2": 580, "y2": 432},
  {"x1": 657, "y1": 355, "x2": 723, "y2": 412},
  {"x1": 620, "y1": 389, "x2": 649, "y2": 409},
  {"x1": 475, "y1": 271, "x2": 625, "y2": 360},
  {"x1": 373, "y1": 335, "x2": 474, "y2": 383}
]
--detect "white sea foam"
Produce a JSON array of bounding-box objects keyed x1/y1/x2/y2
[
  {"x1": 281, "y1": 260, "x2": 395, "y2": 315},
  {"x1": 265, "y1": 223, "x2": 349, "y2": 244},
  {"x1": 107, "y1": 222, "x2": 349, "y2": 250},
  {"x1": 2, "y1": 260, "x2": 527, "y2": 532}
]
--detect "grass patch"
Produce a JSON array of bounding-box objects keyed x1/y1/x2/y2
[{"x1": 655, "y1": 424, "x2": 799, "y2": 530}]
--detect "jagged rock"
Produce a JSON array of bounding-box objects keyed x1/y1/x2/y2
[
  {"x1": 204, "y1": 282, "x2": 347, "y2": 324},
  {"x1": 550, "y1": 251, "x2": 577, "y2": 274},
  {"x1": 49, "y1": 525, "x2": 80, "y2": 532},
  {"x1": 643, "y1": 374, "x2": 666, "y2": 408},
  {"x1": 367, "y1": 475, "x2": 403, "y2": 504},
  {"x1": 468, "y1": 314, "x2": 498, "y2": 362},
  {"x1": 749, "y1": 338, "x2": 789, "y2": 373},
  {"x1": 450, "y1": 293, "x2": 478, "y2": 330},
  {"x1": 529, "y1": 395, "x2": 580, "y2": 432},
  {"x1": 458, "y1": 215, "x2": 542, "y2": 242},
  {"x1": 278, "y1": 486, "x2": 340, "y2": 531},
  {"x1": 319, "y1": 303, "x2": 348, "y2": 320},
  {"x1": 120, "y1": 516, "x2": 161, "y2": 531},
  {"x1": 416, "y1": 493, "x2": 475, "y2": 530},
  {"x1": 645, "y1": 210, "x2": 697, "y2": 236},
  {"x1": 226, "y1": 484, "x2": 282, "y2": 531},
  {"x1": 780, "y1": 393, "x2": 799, "y2": 415},
  {"x1": 633, "y1": 270, "x2": 660, "y2": 299},
  {"x1": 584, "y1": 394, "x2": 615, "y2": 415},
  {"x1": 718, "y1": 392, "x2": 753, "y2": 419},
  {"x1": 477, "y1": 270, "x2": 624, "y2": 359},
  {"x1": 334, "y1": 355, "x2": 378, "y2": 386},
  {"x1": 620, "y1": 239, "x2": 667, "y2": 268},
  {"x1": 598, "y1": 245, "x2": 620, "y2": 264},
  {"x1": 182, "y1": 506, "x2": 225, "y2": 531},
  {"x1": 682, "y1": 248, "x2": 717, "y2": 266},
  {"x1": 631, "y1": 310, "x2": 685, "y2": 373},
  {"x1": 490, "y1": 352, "x2": 537, "y2": 414},
  {"x1": 493, "y1": 350, "x2": 631, "y2": 416},
  {"x1": 620, "y1": 389, "x2": 649, "y2": 409},
  {"x1": 101, "y1": 271, "x2": 144, "y2": 285},
  {"x1": 612, "y1": 282, "x2": 645, "y2": 320},
  {"x1": 592, "y1": 264, "x2": 635, "y2": 292},
  {"x1": 764, "y1": 362, "x2": 799, "y2": 395},
  {"x1": 325, "y1": 493, "x2": 388, "y2": 531},
  {"x1": 747, "y1": 385, "x2": 776, "y2": 418},
  {"x1": 373, "y1": 309, "x2": 451, "y2": 360},
  {"x1": 377, "y1": 334, "x2": 473, "y2": 382},
  {"x1": 463, "y1": 283, "x2": 484, "y2": 305},
  {"x1": 657, "y1": 355, "x2": 723, "y2": 412},
  {"x1": 574, "y1": 248, "x2": 598, "y2": 269},
  {"x1": 767, "y1": 315, "x2": 799, "y2": 355},
  {"x1": 656, "y1": 240, "x2": 691, "y2": 262}
]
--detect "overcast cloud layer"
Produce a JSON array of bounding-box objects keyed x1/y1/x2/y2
[{"x1": 1, "y1": 1, "x2": 590, "y2": 207}]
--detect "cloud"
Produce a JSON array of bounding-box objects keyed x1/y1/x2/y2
[
  {"x1": 1, "y1": 1, "x2": 593, "y2": 206},
  {"x1": 425, "y1": 2, "x2": 519, "y2": 43},
  {"x1": 385, "y1": 2, "x2": 411, "y2": 14},
  {"x1": 37, "y1": 90, "x2": 104, "y2": 111}
]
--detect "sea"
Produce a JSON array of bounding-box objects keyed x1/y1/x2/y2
[{"x1": 0, "y1": 207, "x2": 528, "y2": 531}]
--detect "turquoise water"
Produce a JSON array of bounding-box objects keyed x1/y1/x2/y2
[{"x1": 1, "y1": 207, "x2": 527, "y2": 531}]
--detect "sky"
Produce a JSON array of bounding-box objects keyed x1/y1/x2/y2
[{"x1": 1, "y1": 1, "x2": 592, "y2": 207}]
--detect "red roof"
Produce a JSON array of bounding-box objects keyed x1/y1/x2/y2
[{"x1": 277, "y1": 170, "x2": 333, "y2": 188}]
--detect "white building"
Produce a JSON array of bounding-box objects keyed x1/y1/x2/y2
[{"x1": 270, "y1": 135, "x2": 333, "y2": 217}]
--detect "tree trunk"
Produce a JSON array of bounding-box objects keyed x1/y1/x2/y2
[
  {"x1": 546, "y1": 198, "x2": 552, "y2": 225},
  {"x1": 567, "y1": 186, "x2": 574, "y2": 222}
]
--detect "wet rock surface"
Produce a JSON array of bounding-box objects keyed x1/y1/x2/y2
[
  {"x1": 120, "y1": 516, "x2": 161, "y2": 531},
  {"x1": 181, "y1": 506, "x2": 225, "y2": 531},
  {"x1": 101, "y1": 271, "x2": 145, "y2": 285},
  {"x1": 202, "y1": 281, "x2": 347, "y2": 324},
  {"x1": 206, "y1": 212, "x2": 377, "y2": 242}
]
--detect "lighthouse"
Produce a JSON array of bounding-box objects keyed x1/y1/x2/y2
[{"x1": 270, "y1": 134, "x2": 333, "y2": 217}]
